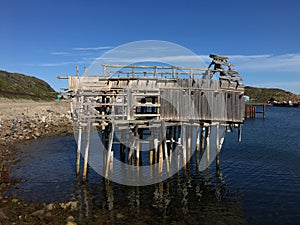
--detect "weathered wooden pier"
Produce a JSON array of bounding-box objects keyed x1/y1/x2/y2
[{"x1": 58, "y1": 54, "x2": 245, "y2": 182}]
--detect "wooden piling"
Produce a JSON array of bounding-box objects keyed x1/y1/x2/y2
[
  {"x1": 196, "y1": 126, "x2": 200, "y2": 152},
  {"x1": 238, "y1": 124, "x2": 242, "y2": 142},
  {"x1": 105, "y1": 124, "x2": 114, "y2": 179},
  {"x1": 182, "y1": 125, "x2": 187, "y2": 167},
  {"x1": 187, "y1": 127, "x2": 191, "y2": 164},
  {"x1": 201, "y1": 127, "x2": 205, "y2": 153},
  {"x1": 154, "y1": 138, "x2": 158, "y2": 164},
  {"x1": 205, "y1": 126, "x2": 211, "y2": 167},
  {"x1": 83, "y1": 122, "x2": 91, "y2": 182},
  {"x1": 136, "y1": 134, "x2": 140, "y2": 167},
  {"x1": 215, "y1": 124, "x2": 220, "y2": 174},
  {"x1": 76, "y1": 126, "x2": 82, "y2": 176},
  {"x1": 159, "y1": 142, "x2": 163, "y2": 174}
]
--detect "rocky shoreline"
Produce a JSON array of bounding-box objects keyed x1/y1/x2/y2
[{"x1": 0, "y1": 99, "x2": 83, "y2": 225}]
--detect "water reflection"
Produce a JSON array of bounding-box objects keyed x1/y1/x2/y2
[
  {"x1": 75, "y1": 166, "x2": 243, "y2": 224},
  {"x1": 9, "y1": 135, "x2": 243, "y2": 224}
]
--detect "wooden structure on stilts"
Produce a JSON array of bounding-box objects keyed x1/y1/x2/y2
[{"x1": 58, "y1": 54, "x2": 245, "y2": 182}]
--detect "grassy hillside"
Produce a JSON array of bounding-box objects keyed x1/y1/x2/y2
[
  {"x1": 245, "y1": 86, "x2": 300, "y2": 103},
  {"x1": 0, "y1": 70, "x2": 56, "y2": 101}
]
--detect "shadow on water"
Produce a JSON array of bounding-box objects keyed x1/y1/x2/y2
[{"x1": 9, "y1": 135, "x2": 244, "y2": 225}]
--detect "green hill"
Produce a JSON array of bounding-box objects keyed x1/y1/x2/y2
[
  {"x1": 245, "y1": 86, "x2": 300, "y2": 103},
  {"x1": 0, "y1": 70, "x2": 56, "y2": 100}
]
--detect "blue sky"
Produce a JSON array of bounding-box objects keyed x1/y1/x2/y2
[{"x1": 1, "y1": 0, "x2": 300, "y2": 93}]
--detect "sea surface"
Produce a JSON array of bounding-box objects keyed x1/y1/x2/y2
[{"x1": 10, "y1": 106, "x2": 300, "y2": 224}]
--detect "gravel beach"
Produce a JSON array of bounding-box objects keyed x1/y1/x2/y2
[{"x1": 0, "y1": 98, "x2": 82, "y2": 225}]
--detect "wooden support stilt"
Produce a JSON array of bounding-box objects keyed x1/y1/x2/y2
[
  {"x1": 159, "y1": 142, "x2": 163, "y2": 174},
  {"x1": 238, "y1": 124, "x2": 242, "y2": 142},
  {"x1": 76, "y1": 125, "x2": 82, "y2": 176},
  {"x1": 109, "y1": 150, "x2": 114, "y2": 174},
  {"x1": 105, "y1": 124, "x2": 115, "y2": 179},
  {"x1": 177, "y1": 126, "x2": 182, "y2": 170},
  {"x1": 182, "y1": 125, "x2": 187, "y2": 167},
  {"x1": 120, "y1": 130, "x2": 126, "y2": 162},
  {"x1": 164, "y1": 139, "x2": 170, "y2": 173},
  {"x1": 215, "y1": 124, "x2": 220, "y2": 174},
  {"x1": 154, "y1": 138, "x2": 158, "y2": 164},
  {"x1": 205, "y1": 126, "x2": 211, "y2": 167},
  {"x1": 136, "y1": 133, "x2": 140, "y2": 167},
  {"x1": 83, "y1": 121, "x2": 91, "y2": 182},
  {"x1": 187, "y1": 127, "x2": 191, "y2": 164},
  {"x1": 201, "y1": 127, "x2": 205, "y2": 153},
  {"x1": 196, "y1": 126, "x2": 200, "y2": 152},
  {"x1": 150, "y1": 150, "x2": 153, "y2": 165},
  {"x1": 160, "y1": 122, "x2": 169, "y2": 173}
]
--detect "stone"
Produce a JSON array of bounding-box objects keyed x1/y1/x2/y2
[
  {"x1": 11, "y1": 198, "x2": 19, "y2": 203},
  {"x1": 34, "y1": 132, "x2": 41, "y2": 137},
  {"x1": 116, "y1": 213, "x2": 125, "y2": 219},
  {"x1": 66, "y1": 221, "x2": 77, "y2": 225},
  {"x1": 0, "y1": 207, "x2": 9, "y2": 220},
  {"x1": 66, "y1": 215, "x2": 75, "y2": 222},
  {"x1": 31, "y1": 209, "x2": 44, "y2": 217},
  {"x1": 59, "y1": 201, "x2": 79, "y2": 211},
  {"x1": 46, "y1": 203, "x2": 55, "y2": 211}
]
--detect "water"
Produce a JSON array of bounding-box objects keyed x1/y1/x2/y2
[{"x1": 10, "y1": 106, "x2": 300, "y2": 224}]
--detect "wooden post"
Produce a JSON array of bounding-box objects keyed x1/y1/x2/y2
[
  {"x1": 105, "y1": 124, "x2": 114, "y2": 179},
  {"x1": 205, "y1": 126, "x2": 210, "y2": 167},
  {"x1": 216, "y1": 124, "x2": 220, "y2": 175},
  {"x1": 76, "y1": 125, "x2": 82, "y2": 176},
  {"x1": 149, "y1": 130, "x2": 154, "y2": 166},
  {"x1": 150, "y1": 150, "x2": 153, "y2": 165},
  {"x1": 159, "y1": 141, "x2": 163, "y2": 174},
  {"x1": 83, "y1": 121, "x2": 91, "y2": 182},
  {"x1": 201, "y1": 126, "x2": 205, "y2": 153},
  {"x1": 238, "y1": 124, "x2": 242, "y2": 142},
  {"x1": 163, "y1": 126, "x2": 170, "y2": 173},
  {"x1": 177, "y1": 126, "x2": 182, "y2": 170},
  {"x1": 120, "y1": 131, "x2": 126, "y2": 162},
  {"x1": 182, "y1": 124, "x2": 187, "y2": 167},
  {"x1": 196, "y1": 126, "x2": 200, "y2": 152},
  {"x1": 154, "y1": 138, "x2": 158, "y2": 164},
  {"x1": 187, "y1": 126, "x2": 191, "y2": 164},
  {"x1": 136, "y1": 132, "x2": 140, "y2": 167}
]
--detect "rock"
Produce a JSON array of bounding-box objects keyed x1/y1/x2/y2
[
  {"x1": 31, "y1": 209, "x2": 44, "y2": 217},
  {"x1": 11, "y1": 198, "x2": 19, "y2": 203},
  {"x1": 66, "y1": 215, "x2": 75, "y2": 222},
  {"x1": 18, "y1": 135, "x2": 25, "y2": 140},
  {"x1": 59, "y1": 201, "x2": 79, "y2": 211},
  {"x1": 116, "y1": 213, "x2": 125, "y2": 219},
  {"x1": 66, "y1": 221, "x2": 77, "y2": 225},
  {"x1": 46, "y1": 203, "x2": 55, "y2": 211},
  {"x1": 0, "y1": 207, "x2": 9, "y2": 220},
  {"x1": 34, "y1": 132, "x2": 41, "y2": 137}
]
